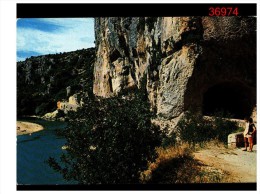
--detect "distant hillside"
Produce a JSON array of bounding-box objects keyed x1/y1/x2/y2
[{"x1": 17, "y1": 48, "x2": 95, "y2": 116}]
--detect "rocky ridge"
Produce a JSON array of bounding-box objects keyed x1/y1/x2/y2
[
  {"x1": 93, "y1": 17, "x2": 256, "y2": 125},
  {"x1": 17, "y1": 48, "x2": 95, "y2": 117},
  {"x1": 17, "y1": 17, "x2": 256, "y2": 127}
]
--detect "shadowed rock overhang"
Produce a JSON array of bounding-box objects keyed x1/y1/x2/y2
[{"x1": 93, "y1": 17, "x2": 256, "y2": 120}]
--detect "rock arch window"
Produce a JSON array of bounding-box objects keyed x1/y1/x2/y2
[{"x1": 202, "y1": 82, "x2": 254, "y2": 119}]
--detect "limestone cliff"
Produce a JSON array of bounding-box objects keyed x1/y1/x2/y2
[
  {"x1": 17, "y1": 48, "x2": 95, "y2": 116},
  {"x1": 93, "y1": 17, "x2": 256, "y2": 120}
]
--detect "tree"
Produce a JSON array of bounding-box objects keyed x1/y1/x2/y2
[{"x1": 48, "y1": 87, "x2": 163, "y2": 184}]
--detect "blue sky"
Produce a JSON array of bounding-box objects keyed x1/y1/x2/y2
[{"x1": 17, "y1": 18, "x2": 95, "y2": 61}]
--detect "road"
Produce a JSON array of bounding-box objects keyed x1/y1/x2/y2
[{"x1": 193, "y1": 144, "x2": 257, "y2": 183}]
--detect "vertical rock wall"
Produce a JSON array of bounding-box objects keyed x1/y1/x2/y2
[{"x1": 93, "y1": 17, "x2": 256, "y2": 120}]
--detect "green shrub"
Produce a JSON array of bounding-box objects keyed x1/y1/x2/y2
[
  {"x1": 176, "y1": 111, "x2": 239, "y2": 146},
  {"x1": 161, "y1": 130, "x2": 177, "y2": 148},
  {"x1": 17, "y1": 48, "x2": 95, "y2": 117},
  {"x1": 213, "y1": 113, "x2": 239, "y2": 143},
  {"x1": 35, "y1": 101, "x2": 56, "y2": 116},
  {"x1": 56, "y1": 109, "x2": 66, "y2": 118},
  {"x1": 47, "y1": 88, "x2": 164, "y2": 184}
]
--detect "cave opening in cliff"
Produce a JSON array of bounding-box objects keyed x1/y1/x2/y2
[{"x1": 202, "y1": 82, "x2": 253, "y2": 119}]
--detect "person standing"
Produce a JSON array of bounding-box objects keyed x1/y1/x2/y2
[{"x1": 243, "y1": 118, "x2": 256, "y2": 152}]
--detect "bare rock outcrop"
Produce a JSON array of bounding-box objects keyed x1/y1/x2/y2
[{"x1": 93, "y1": 17, "x2": 256, "y2": 121}]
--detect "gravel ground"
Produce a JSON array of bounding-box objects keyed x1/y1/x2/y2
[{"x1": 194, "y1": 144, "x2": 257, "y2": 183}]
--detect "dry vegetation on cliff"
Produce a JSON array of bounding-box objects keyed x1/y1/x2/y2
[
  {"x1": 140, "y1": 143, "x2": 200, "y2": 183},
  {"x1": 141, "y1": 139, "x2": 256, "y2": 183}
]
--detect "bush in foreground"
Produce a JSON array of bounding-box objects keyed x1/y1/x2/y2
[{"x1": 48, "y1": 88, "x2": 164, "y2": 184}]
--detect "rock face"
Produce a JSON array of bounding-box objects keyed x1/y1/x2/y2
[
  {"x1": 93, "y1": 17, "x2": 256, "y2": 120},
  {"x1": 17, "y1": 48, "x2": 95, "y2": 116},
  {"x1": 58, "y1": 94, "x2": 81, "y2": 114}
]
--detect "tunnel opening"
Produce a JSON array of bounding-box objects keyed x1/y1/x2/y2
[{"x1": 202, "y1": 82, "x2": 253, "y2": 119}]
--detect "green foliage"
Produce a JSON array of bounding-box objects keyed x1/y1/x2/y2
[
  {"x1": 176, "y1": 111, "x2": 239, "y2": 146},
  {"x1": 17, "y1": 48, "x2": 95, "y2": 116},
  {"x1": 56, "y1": 109, "x2": 66, "y2": 118},
  {"x1": 161, "y1": 130, "x2": 177, "y2": 148},
  {"x1": 48, "y1": 88, "x2": 164, "y2": 184},
  {"x1": 35, "y1": 102, "x2": 54, "y2": 116},
  {"x1": 213, "y1": 112, "x2": 240, "y2": 143},
  {"x1": 234, "y1": 127, "x2": 245, "y2": 133}
]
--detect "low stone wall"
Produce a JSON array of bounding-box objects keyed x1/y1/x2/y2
[{"x1": 228, "y1": 132, "x2": 244, "y2": 148}]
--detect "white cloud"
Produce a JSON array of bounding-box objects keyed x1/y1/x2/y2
[
  {"x1": 17, "y1": 56, "x2": 25, "y2": 62},
  {"x1": 17, "y1": 18, "x2": 95, "y2": 61}
]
